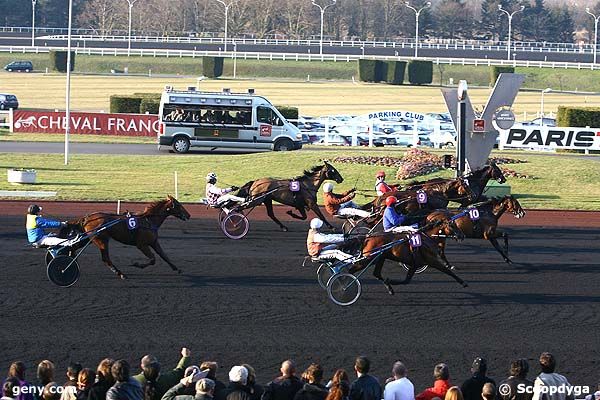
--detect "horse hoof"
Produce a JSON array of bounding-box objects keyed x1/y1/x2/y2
[
  {"x1": 119, "y1": 273, "x2": 127, "y2": 280},
  {"x1": 281, "y1": 226, "x2": 289, "y2": 232},
  {"x1": 462, "y1": 282, "x2": 469, "y2": 288}
]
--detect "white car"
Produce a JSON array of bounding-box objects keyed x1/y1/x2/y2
[{"x1": 429, "y1": 130, "x2": 457, "y2": 148}]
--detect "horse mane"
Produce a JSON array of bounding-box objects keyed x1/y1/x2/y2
[
  {"x1": 140, "y1": 198, "x2": 168, "y2": 216},
  {"x1": 295, "y1": 164, "x2": 324, "y2": 180}
]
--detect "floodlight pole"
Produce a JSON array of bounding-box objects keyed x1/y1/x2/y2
[
  {"x1": 499, "y1": 5, "x2": 524, "y2": 61},
  {"x1": 311, "y1": 0, "x2": 337, "y2": 55},
  {"x1": 65, "y1": 0, "x2": 74, "y2": 165},
  {"x1": 404, "y1": 1, "x2": 431, "y2": 58},
  {"x1": 31, "y1": 0, "x2": 37, "y2": 47},
  {"x1": 456, "y1": 80, "x2": 468, "y2": 177},
  {"x1": 585, "y1": 8, "x2": 600, "y2": 65},
  {"x1": 126, "y1": 0, "x2": 138, "y2": 56},
  {"x1": 214, "y1": 0, "x2": 236, "y2": 52}
]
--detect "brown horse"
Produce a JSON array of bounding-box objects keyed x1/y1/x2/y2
[
  {"x1": 349, "y1": 216, "x2": 467, "y2": 295},
  {"x1": 426, "y1": 195, "x2": 525, "y2": 264},
  {"x1": 67, "y1": 195, "x2": 190, "y2": 279},
  {"x1": 236, "y1": 161, "x2": 344, "y2": 231}
]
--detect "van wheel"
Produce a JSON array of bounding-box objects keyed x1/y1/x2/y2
[
  {"x1": 25, "y1": 69, "x2": 30, "y2": 72},
  {"x1": 172, "y1": 137, "x2": 190, "y2": 154},
  {"x1": 7, "y1": 68, "x2": 12, "y2": 72},
  {"x1": 274, "y1": 138, "x2": 293, "y2": 151}
]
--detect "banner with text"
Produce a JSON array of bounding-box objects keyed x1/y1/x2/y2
[
  {"x1": 12, "y1": 110, "x2": 159, "y2": 137},
  {"x1": 500, "y1": 126, "x2": 600, "y2": 150}
]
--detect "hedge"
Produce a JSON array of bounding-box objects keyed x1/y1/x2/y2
[
  {"x1": 357, "y1": 59, "x2": 387, "y2": 82},
  {"x1": 556, "y1": 106, "x2": 600, "y2": 127},
  {"x1": 386, "y1": 61, "x2": 406, "y2": 85},
  {"x1": 49, "y1": 50, "x2": 75, "y2": 73},
  {"x1": 110, "y1": 96, "x2": 143, "y2": 114},
  {"x1": 407, "y1": 60, "x2": 433, "y2": 85},
  {"x1": 490, "y1": 66, "x2": 515, "y2": 86},
  {"x1": 203, "y1": 57, "x2": 224, "y2": 78},
  {"x1": 133, "y1": 93, "x2": 161, "y2": 101},
  {"x1": 140, "y1": 98, "x2": 160, "y2": 114},
  {"x1": 276, "y1": 105, "x2": 299, "y2": 125}
]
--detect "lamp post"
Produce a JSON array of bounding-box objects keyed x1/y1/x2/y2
[
  {"x1": 64, "y1": 0, "x2": 74, "y2": 165},
  {"x1": 214, "y1": 0, "x2": 236, "y2": 52},
  {"x1": 540, "y1": 88, "x2": 551, "y2": 125},
  {"x1": 125, "y1": 0, "x2": 138, "y2": 56},
  {"x1": 233, "y1": 42, "x2": 237, "y2": 78},
  {"x1": 498, "y1": 5, "x2": 524, "y2": 61},
  {"x1": 31, "y1": 0, "x2": 37, "y2": 47},
  {"x1": 586, "y1": 8, "x2": 600, "y2": 64},
  {"x1": 456, "y1": 80, "x2": 468, "y2": 177},
  {"x1": 311, "y1": 0, "x2": 337, "y2": 55},
  {"x1": 404, "y1": 1, "x2": 431, "y2": 58}
]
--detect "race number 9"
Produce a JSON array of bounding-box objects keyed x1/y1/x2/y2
[
  {"x1": 468, "y1": 209, "x2": 480, "y2": 221},
  {"x1": 416, "y1": 190, "x2": 428, "y2": 204}
]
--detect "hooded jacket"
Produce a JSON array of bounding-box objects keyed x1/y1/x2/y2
[{"x1": 415, "y1": 379, "x2": 451, "y2": 400}]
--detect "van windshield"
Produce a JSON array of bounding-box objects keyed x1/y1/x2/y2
[{"x1": 257, "y1": 106, "x2": 284, "y2": 126}]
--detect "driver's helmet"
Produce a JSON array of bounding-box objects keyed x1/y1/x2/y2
[
  {"x1": 376, "y1": 170, "x2": 386, "y2": 179},
  {"x1": 310, "y1": 218, "x2": 324, "y2": 230},
  {"x1": 385, "y1": 196, "x2": 398, "y2": 207},
  {"x1": 322, "y1": 182, "x2": 334, "y2": 193},
  {"x1": 206, "y1": 172, "x2": 217, "y2": 183},
  {"x1": 27, "y1": 204, "x2": 41, "y2": 215}
]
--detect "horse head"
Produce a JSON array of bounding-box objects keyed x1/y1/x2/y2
[
  {"x1": 503, "y1": 195, "x2": 526, "y2": 219},
  {"x1": 455, "y1": 177, "x2": 476, "y2": 202},
  {"x1": 426, "y1": 212, "x2": 465, "y2": 242},
  {"x1": 166, "y1": 195, "x2": 191, "y2": 221},
  {"x1": 323, "y1": 160, "x2": 344, "y2": 184},
  {"x1": 489, "y1": 161, "x2": 507, "y2": 184}
]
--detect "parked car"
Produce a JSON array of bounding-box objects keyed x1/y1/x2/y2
[
  {"x1": 4, "y1": 60, "x2": 33, "y2": 72},
  {"x1": 519, "y1": 117, "x2": 557, "y2": 127},
  {"x1": 0, "y1": 93, "x2": 19, "y2": 110}
]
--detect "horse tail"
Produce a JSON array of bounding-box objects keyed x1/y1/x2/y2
[{"x1": 236, "y1": 180, "x2": 254, "y2": 198}]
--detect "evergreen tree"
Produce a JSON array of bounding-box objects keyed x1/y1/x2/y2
[
  {"x1": 521, "y1": 0, "x2": 549, "y2": 41},
  {"x1": 548, "y1": 6, "x2": 574, "y2": 44}
]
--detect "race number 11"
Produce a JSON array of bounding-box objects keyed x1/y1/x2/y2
[{"x1": 409, "y1": 234, "x2": 422, "y2": 247}]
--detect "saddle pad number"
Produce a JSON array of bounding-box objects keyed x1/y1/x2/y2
[
  {"x1": 468, "y1": 209, "x2": 480, "y2": 221},
  {"x1": 289, "y1": 181, "x2": 301, "y2": 192},
  {"x1": 416, "y1": 190, "x2": 428, "y2": 204},
  {"x1": 409, "y1": 233, "x2": 422, "y2": 247},
  {"x1": 127, "y1": 217, "x2": 138, "y2": 230}
]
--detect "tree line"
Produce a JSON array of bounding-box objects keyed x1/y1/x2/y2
[{"x1": 2, "y1": 0, "x2": 600, "y2": 44}]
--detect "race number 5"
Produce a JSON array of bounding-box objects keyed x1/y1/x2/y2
[
  {"x1": 468, "y1": 208, "x2": 480, "y2": 221},
  {"x1": 416, "y1": 190, "x2": 428, "y2": 204}
]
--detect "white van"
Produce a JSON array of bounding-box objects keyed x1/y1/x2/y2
[{"x1": 158, "y1": 86, "x2": 302, "y2": 153}]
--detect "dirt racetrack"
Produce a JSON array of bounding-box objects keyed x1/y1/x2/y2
[{"x1": 1, "y1": 204, "x2": 599, "y2": 391}]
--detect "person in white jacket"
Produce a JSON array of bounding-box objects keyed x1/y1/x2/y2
[
  {"x1": 205, "y1": 172, "x2": 245, "y2": 208},
  {"x1": 531, "y1": 353, "x2": 573, "y2": 400},
  {"x1": 306, "y1": 218, "x2": 356, "y2": 264}
]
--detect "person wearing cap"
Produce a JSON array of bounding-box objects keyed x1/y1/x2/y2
[
  {"x1": 26, "y1": 204, "x2": 70, "y2": 247},
  {"x1": 375, "y1": 171, "x2": 393, "y2": 197},
  {"x1": 322, "y1": 183, "x2": 371, "y2": 218},
  {"x1": 205, "y1": 173, "x2": 245, "y2": 208},
  {"x1": 382, "y1": 197, "x2": 417, "y2": 233},
  {"x1": 498, "y1": 359, "x2": 533, "y2": 400},
  {"x1": 214, "y1": 366, "x2": 250, "y2": 400},
  {"x1": 306, "y1": 218, "x2": 356, "y2": 264},
  {"x1": 460, "y1": 358, "x2": 495, "y2": 400},
  {"x1": 161, "y1": 374, "x2": 214, "y2": 400}
]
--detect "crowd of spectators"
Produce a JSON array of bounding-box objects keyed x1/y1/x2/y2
[{"x1": 2, "y1": 351, "x2": 597, "y2": 400}]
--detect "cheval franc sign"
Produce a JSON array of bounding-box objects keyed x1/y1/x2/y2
[
  {"x1": 12, "y1": 110, "x2": 159, "y2": 137},
  {"x1": 502, "y1": 126, "x2": 600, "y2": 150}
]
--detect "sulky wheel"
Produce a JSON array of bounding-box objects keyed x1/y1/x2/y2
[
  {"x1": 401, "y1": 263, "x2": 428, "y2": 274},
  {"x1": 45, "y1": 248, "x2": 74, "y2": 267},
  {"x1": 221, "y1": 212, "x2": 250, "y2": 240},
  {"x1": 317, "y1": 263, "x2": 348, "y2": 290},
  {"x1": 218, "y1": 209, "x2": 227, "y2": 224},
  {"x1": 327, "y1": 273, "x2": 362, "y2": 306},
  {"x1": 47, "y1": 256, "x2": 80, "y2": 287}
]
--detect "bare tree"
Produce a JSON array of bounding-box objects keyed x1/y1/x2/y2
[{"x1": 77, "y1": 0, "x2": 126, "y2": 34}]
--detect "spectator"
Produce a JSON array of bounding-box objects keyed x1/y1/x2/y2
[
  {"x1": 383, "y1": 362, "x2": 414, "y2": 400},
  {"x1": 215, "y1": 366, "x2": 250, "y2": 400},
  {"x1": 161, "y1": 377, "x2": 215, "y2": 400},
  {"x1": 133, "y1": 347, "x2": 191, "y2": 400},
  {"x1": 200, "y1": 363, "x2": 226, "y2": 394},
  {"x1": 180, "y1": 367, "x2": 203, "y2": 396},
  {"x1": 498, "y1": 359, "x2": 533, "y2": 400},
  {"x1": 445, "y1": 388, "x2": 463, "y2": 400},
  {"x1": 481, "y1": 384, "x2": 495, "y2": 400},
  {"x1": 2, "y1": 377, "x2": 20, "y2": 400},
  {"x1": 75, "y1": 369, "x2": 95, "y2": 400},
  {"x1": 325, "y1": 370, "x2": 349, "y2": 400},
  {"x1": 294, "y1": 364, "x2": 327, "y2": 400},
  {"x1": 416, "y1": 364, "x2": 451, "y2": 400},
  {"x1": 349, "y1": 357, "x2": 382, "y2": 400},
  {"x1": 532, "y1": 353, "x2": 573, "y2": 400},
  {"x1": 461, "y1": 358, "x2": 495, "y2": 400},
  {"x1": 326, "y1": 370, "x2": 349, "y2": 391},
  {"x1": 107, "y1": 360, "x2": 143, "y2": 400},
  {"x1": 584, "y1": 385, "x2": 600, "y2": 400},
  {"x1": 89, "y1": 359, "x2": 116, "y2": 400},
  {"x1": 60, "y1": 363, "x2": 82, "y2": 400},
  {"x1": 242, "y1": 365, "x2": 263, "y2": 400},
  {"x1": 6, "y1": 362, "x2": 34, "y2": 400},
  {"x1": 37, "y1": 361, "x2": 55, "y2": 388},
  {"x1": 142, "y1": 363, "x2": 161, "y2": 400},
  {"x1": 41, "y1": 383, "x2": 60, "y2": 400},
  {"x1": 262, "y1": 360, "x2": 303, "y2": 400}
]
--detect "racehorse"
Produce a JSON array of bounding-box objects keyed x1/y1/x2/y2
[
  {"x1": 66, "y1": 195, "x2": 190, "y2": 279},
  {"x1": 349, "y1": 216, "x2": 467, "y2": 295},
  {"x1": 425, "y1": 195, "x2": 525, "y2": 264},
  {"x1": 236, "y1": 161, "x2": 344, "y2": 231}
]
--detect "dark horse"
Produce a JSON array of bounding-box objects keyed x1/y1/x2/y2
[
  {"x1": 349, "y1": 215, "x2": 467, "y2": 295},
  {"x1": 426, "y1": 195, "x2": 525, "y2": 264},
  {"x1": 66, "y1": 195, "x2": 190, "y2": 279},
  {"x1": 236, "y1": 161, "x2": 344, "y2": 231}
]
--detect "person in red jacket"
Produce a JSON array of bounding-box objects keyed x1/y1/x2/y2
[
  {"x1": 416, "y1": 364, "x2": 452, "y2": 400},
  {"x1": 375, "y1": 171, "x2": 393, "y2": 196},
  {"x1": 322, "y1": 183, "x2": 370, "y2": 218}
]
